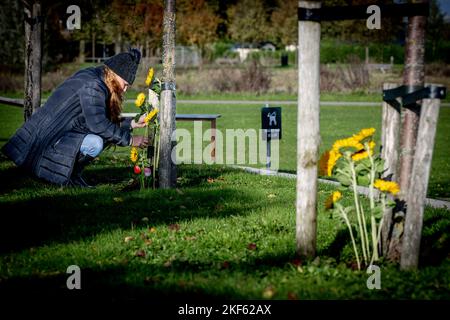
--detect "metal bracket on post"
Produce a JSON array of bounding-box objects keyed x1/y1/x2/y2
[
  {"x1": 161, "y1": 81, "x2": 176, "y2": 91},
  {"x1": 383, "y1": 85, "x2": 446, "y2": 112},
  {"x1": 298, "y1": 3, "x2": 429, "y2": 22}
]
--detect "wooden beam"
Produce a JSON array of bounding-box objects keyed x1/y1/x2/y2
[
  {"x1": 23, "y1": 1, "x2": 42, "y2": 121},
  {"x1": 380, "y1": 83, "x2": 401, "y2": 254},
  {"x1": 296, "y1": 0, "x2": 321, "y2": 259},
  {"x1": 158, "y1": 0, "x2": 177, "y2": 189},
  {"x1": 401, "y1": 95, "x2": 441, "y2": 270}
]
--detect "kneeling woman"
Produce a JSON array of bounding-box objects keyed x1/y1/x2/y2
[{"x1": 2, "y1": 48, "x2": 148, "y2": 188}]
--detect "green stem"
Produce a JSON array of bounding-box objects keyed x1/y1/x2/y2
[
  {"x1": 339, "y1": 205, "x2": 361, "y2": 271},
  {"x1": 370, "y1": 194, "x2": 386, "y2": 266},
  {"x1": 350, "y1": 159, "x2": 368, "y2": 265},
  {"x1": 359, "y1": 201, "x2": 372, "y2": 260},
  {"x1": 367, "y1": 142, "x2": 378, "y2": 261}
]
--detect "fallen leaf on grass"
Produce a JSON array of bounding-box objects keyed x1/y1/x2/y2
[
  {"x1": 207, "y1": 177, "x2": 215, "y2": 183},
  {"x1": 113, "y1": 197, "x2": 123, "y2": 203},
  {"x1": 140, "y1": 233, "x2": 149, "y2": 240},
  {"x1": 291, "y1": 258, "x2": 302, "y2": 267},
  {"x1": 124, "y1": 236, "x2": 135, "y2": 243},
  {"x1": 145, "y1": 239, "x2": 153, "y2": 245},
  {"x1": 184, "y1": 236, "x2": 197, "y2": 241},
  {"x1": 262, "y1": 286, "x2": 275, "y2": 299},
  {"x1": 135, "y1": 249, "x2": 146, "y2": 258},
  {"x1": 141, "y1": 217, "x2": 149, "y2": 223},
  {"x1": 149, "y1": 227, "x2": 157, "y2": 233},
  {"x1": 168, "y1": 224, "x2": 180, "y2": 232},
  {"x1": 287, "y1": 292, "x2": 298, "y2": 300},
  {"x1": 267, "y1": 193, "x2": 276, "y2": 198},
  {"x1": 163, "y1": 260, "x2": 172, "y2": 267},
  {"x1": 247, "y1": 243, "x2": 257, "y2": 250},
  {"x1": 176, "y1": 188, "x2": 184, "y2": 195}
]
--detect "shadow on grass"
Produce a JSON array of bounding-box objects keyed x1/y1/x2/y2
[
  {"x1": 0, "y1": 251, "x2": 307, "y2": 302},
  {"x1": 420, "y1": 209, "x2": 450, "y2": 267},
  {"x1": 318, "y1": 228, "x2": 351, "y2": 260},
  {"x1": 0, "y1": 163, "x2": 262, "y2": 254}
]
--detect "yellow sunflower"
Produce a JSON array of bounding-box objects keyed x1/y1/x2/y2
[
  {"x1": 332, "y1": 137, "x2": 364, "y2": 154},
  {"x1": 145, "y1": 68, "x2": 154, "y2": 87},
  {"x1": 353, "y1": 128, "x2": 376, "y2": 142},
  {"x1": 352, "y1": 141, "x2": 376, "y2": 161},
  {"x1": 318, "y1": 151, "x2": 330, "y2": 176},
  {"x1": 130, "y1": 147, "x2": 138, "y2": 163},
  {"x1": 325, "y1": 191, "x2": 342, "y2": 209},
  {"x1": 144, "y1": 107, "x2": 159, "y2": 124},
  {"x1": 327, "y1": 149, "x2": 342, "y2": 176},
  {"x1": 135, "y1": 93, "x2": 146, "y2": 108},
  {"x1": 374, "y1": 179, "x2": 400, "y2": 195}
]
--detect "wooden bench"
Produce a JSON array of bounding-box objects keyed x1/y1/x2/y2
[
  {"x1": 121, "y1": 113, "x2": 221, "y2": 160},
  {"x1": 0, "y1": 97, "x2": 222, "y2": 161}
]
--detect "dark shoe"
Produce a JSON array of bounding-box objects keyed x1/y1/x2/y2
[
  {"x1": 69, "y1": 154, "x2": 95, "y2": 188},
  {"x1": 69, "y1": 174, "x2": 94, "y2": 188}
]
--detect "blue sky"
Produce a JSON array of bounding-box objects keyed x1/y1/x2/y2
[{"x1": 437, "y1": 0, "x2": 450, "y2": 19}]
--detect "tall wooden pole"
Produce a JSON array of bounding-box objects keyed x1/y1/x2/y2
[
  {"x1": 398, "y1": 0, "x2": 427, "y2": 195},
  {"x1": 158, "y1": 0, "x2": 177, "y2": 188},
  {"x1": 23, "y1": 0, "x2": 42, "y2": 121},
  {"x1": 388, "y1": 0, "x2": 428, "y2": 262},
  {"x1": 380, "y1": 83, "x2": 401, "y2": 255},
  {"x1": 296, "y1": 0, "x2": 321, "y2": 259},
  {"x1": 401, "y1": 96, "x2": 441, "y2": 270}
]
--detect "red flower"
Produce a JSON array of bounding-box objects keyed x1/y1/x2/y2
[{"x1": 134, "y1": 165, "x2": 142, "y2": 174}]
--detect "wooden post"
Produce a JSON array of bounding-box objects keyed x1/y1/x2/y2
[
  {"x1": 387, "y1": 0, "x2": 428, "y2": 262},
  {"x1": 211, "y1": 118, "x2": 217, "y2": 161},
  {"x1": 158, "y1": 0, "x2": 177, "y2": 189},
  {"x1": 296, "y1": 0, "x2": 321, "y2": 259},
  {"x1": 79, "y1": 39, "x2": 85, "y2": 63},
  {"x1": 24, "y1": 0, "x2": 42, "y2": 121},
  {"x1": 380, "y1": 83, "x2": 401, "y2": 254},
  {"x1": 92, "y1": 31, "x2": 96, "y2": 62},
  {"x1": 401, "y1": 95, "x2": 441, "y2": 270},
  {"x1": 398, "y1": 0, "x2": 427, "y2": 198}
]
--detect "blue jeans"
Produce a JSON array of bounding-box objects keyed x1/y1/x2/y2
[{"x1": 80, "y1": 134, "x2": 103, "y2": 157}]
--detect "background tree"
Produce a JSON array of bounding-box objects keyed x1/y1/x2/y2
[
  {"x1": 177, "y1": 0, "x2": 221, "y2": 57},
  {"x1": 321, "y1": 0, "x2": 403, "y2": 50},
  {"x1": 427, "y1": 0, "x2": 446, "y2": 61},
  {"x1": 0, "y1": 0, "x2": 25, "y2": 72},
  {"x1": 227, "y1": 0, "x2": 271, "y2": 44},
  {"x1": 270, "y1": 0, "x2": 298, "y2": 48}
]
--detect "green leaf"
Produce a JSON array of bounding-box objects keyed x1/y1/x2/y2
[
  {"x1": 375, "y1": 158, "x2": 385, "y2": 174},
  {"x1": 387, "y1": 200, "x2": 396, "y2": 208},
  {"x1": 336, "y1": 173, "x2": 351, "y2": 187},
  {"x1": 337, "y1": 185, "x2": 349, "y2": 192},
  {"x1": 357, "y1": 174, "x2": 370, "y2": 186},
  {"x1": 355, "y1": 162, "x2": 369, "y2": 172},
  {"x1": 372, "y1": 206, "x2": 383, "y2": 219},
  {"x1": 134, "y1": 114, "x2": 140, "y2": 122}
]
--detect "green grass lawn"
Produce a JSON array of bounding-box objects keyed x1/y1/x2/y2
[
  {"x1": 122, "y1": 102, "x2": 450, "y2": 200},
  {"x1": 0, "y1": 97, "x2": 449, "y2": 301},
  {"x1": 0, "y1": 162, "x2": 449, "y2": 300},
  {"x1": 1, "y1": 98, "x2": 449, "y2": 200}
]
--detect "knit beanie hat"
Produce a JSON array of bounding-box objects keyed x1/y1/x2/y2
[{"x1": 104, "y1": 48, "x2": 141, "y2": 85}]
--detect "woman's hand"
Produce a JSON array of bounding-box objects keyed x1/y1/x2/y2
[
  {"x1": 131, "y1": 135, "x2": 149, "y2": 148},
  {"x1": 131, "y1": 114, "x2": 147, "y2": 129}
]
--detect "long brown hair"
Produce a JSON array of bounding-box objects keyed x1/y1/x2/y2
[{"x1": 103, "y1": 66, "x2": 124, "y2": 124}]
